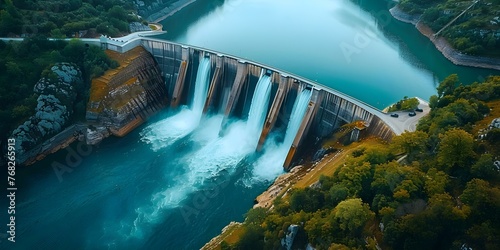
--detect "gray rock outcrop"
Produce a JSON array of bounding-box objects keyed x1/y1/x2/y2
[
  {"x1": 281, "y1": 224, "x2": 300, "y2": 250},
  {"x1": 11, "y1": 63, "x2": 83, "y2": 156}
]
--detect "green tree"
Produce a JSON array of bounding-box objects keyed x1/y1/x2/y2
[
  {"x1": 466, "y1": 221, "x2": 500, "y2": 250},
  {"x1": 62, "y1": 39, "x2": 86, "y2": 63},
  {"x1": 235, "y1": 225, "x2": 264, "y2": 250},
  {"x1": 437, "y1": 74, "x2": 459, "y2": 97},
  {"x1": 331, "y1": 198, "x2": 374, "y2": 235},
  {"x1": 401, "y1": 97, "x2": 419, "y2": 110},
  {"x1": 290, "y1": 188, "x2": 324, "y2": 212},
  {"x1": 328, "y1": 183, "x2": 349, "y2": 207},
  {"x1": 391, "y1": 131, "x2": 428, "y2": 160},
  {"x1": 471, "y1": 154, "x2": 497, "y2": 180},
  {"x1": 429, "y1": 95, "x2": 439, "y2": 109},
  {"x1": 437, "y1": 128, "x2": 475, "y2": 171},
  {"x1": 11, "y1": 105, "x2": 31, "y2": 120},
  {"x1": 5, "y1": 61, "x2": 21, "y2": 76},
  {"x1": 334, "y1": 158, "x2": 372, "y2": 199},
  {"x1": 424, "y1": 168, "x2": 449, "y2": 196},
  {"x1": 245, "y1": 207, "x2": 267, "y2": 225},
  {"x1": 108, "y1": 6, "x2": 128, "y2": 20},
  {"x1": 427, "y1": 110, "x2": 459, "y2": 136},
  {"x1": 461, "y1": 179, "x2": 500, "y2": 220},
  {"x1": 446, "y1": 99, "x2": 481, "y2": 125}
]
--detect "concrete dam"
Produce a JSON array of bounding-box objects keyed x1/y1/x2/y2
[{"x1": 97, "y1": 36, "x2": 395, "y2": 170}]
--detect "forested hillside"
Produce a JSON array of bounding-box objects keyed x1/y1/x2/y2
[
  {"x1": 0, "y1": 0, "x2": 143, "y2": 141},
  {"x1": 0, "y1": 0, "x2": 142, "y2": 37},
  {"x1": 227, "y1": 75, "x2": 500, "y2": 250},
  {"x1": 0, "y1": 37, "x2": 117, "y2": 141},
  {"x1": 399, "y1": 0, "x2": 500, "y2": 57}
]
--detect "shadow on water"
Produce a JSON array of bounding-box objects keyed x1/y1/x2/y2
[
  {"x1": 354, "y1": 0, "x2": 499, "y2": 84},
  {"x1": 159, "y1": 0, "x2": 227, "y2": 40}
]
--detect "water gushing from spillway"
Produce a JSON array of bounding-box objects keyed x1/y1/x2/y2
[
  {"x1": 283, "y1": 88, "x2": 313, "y2": 148},
  {"x1": 140, "y1": 58, "x2": 211, "y2": 151},
  {"x1": 178, "y1": 72, "x2": 274, "y2": 193},
  {"x1": 249, "y1": 88, "x2": 312, "y2": 182},
  {"x1": 246, "y1": 74, "x2": 272, "y2": 138},
  {"x1": 191, "y1": 57, "x2": 212, "y2": 115},
  {"x1": 124, "y1": 73, "x2": 274, "y2": 238}
]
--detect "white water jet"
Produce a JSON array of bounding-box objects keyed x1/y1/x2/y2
[
  {"x1": 246, "y1": 74, "x2": 272, "y2": 137},
  {"x1": 126, "y1": 73, "x2": 273, "y2": 236},
  {"x1": 250, "y1": 88, "x2": 312, "y2": 182},
  {"x1": 184, "y1": 73, "x2": 273, "y2": 178},
  {"x1": 140, "y1": 58, "x2": 211, "y2": 151}
]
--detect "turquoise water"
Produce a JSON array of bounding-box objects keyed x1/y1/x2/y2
[
  {"x1": 5, "y1": 0, "x2": 500, "y2": 249},
  {"x1": 158, "y1": 0, "x2": 499, "y2": 109},
  {"x1": 8, "y1": 113, "x2": 270, "y2": 249}
]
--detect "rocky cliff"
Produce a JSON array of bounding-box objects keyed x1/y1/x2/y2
[
  {"x1": 86, "y1": 46, "x2": 168, "y2": 144},
  {"x1": 12, "y1": 63, "x2": 83, "y2": 162}
]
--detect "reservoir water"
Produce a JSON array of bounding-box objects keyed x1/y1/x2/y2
[
  {"x1": 159, "y1": 0, "x2": 499, "y2": 109},
  {"x1": 5, "y1": 0, "x2": 499, "y2": 249}
]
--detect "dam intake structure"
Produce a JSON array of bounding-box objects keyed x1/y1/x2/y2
[{"x1": 89, "y1": 36, "x2": 397, "y2": 170}]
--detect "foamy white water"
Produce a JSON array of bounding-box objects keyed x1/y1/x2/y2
[
  {"x1": 246, "y1": 74, "x2": 272, "y2": 136},
  {"x1": 184, "y1": 72, "x2": 273, "y2": 185},
  {"x1": 126, "y1": 73, "x2": 274, "y2": 237},
  {"x1": 140, "y1": 58, "x2": 211, "y2": 151},
  {"x1": 250, "y1": 88, "x2": 312, "y2": 182}
]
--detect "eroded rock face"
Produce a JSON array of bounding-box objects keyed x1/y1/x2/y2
[
  {"x1": 11, "y1": 63, "x2": 83, "y2": 155},
  {"x1": 281, "y1": 224, "x2": 300, "y2": 250}
]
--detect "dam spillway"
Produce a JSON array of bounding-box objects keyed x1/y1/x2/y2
[{"x1": 99, "y1": 36, "x2": 395, "y2": 170}]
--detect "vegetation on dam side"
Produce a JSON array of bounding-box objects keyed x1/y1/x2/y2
[
  {"x1": 213, "y1": 75, "x2": 500, "y2": 250},
  {"x1": 0, "y1": 37, "x2": 117, "y2": 145},
  {"x1": 398, "y1": 0, "x2": 500, "y2": 57}
]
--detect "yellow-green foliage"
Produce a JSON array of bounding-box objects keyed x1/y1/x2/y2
[
  {"x1": 388, "y1": 97, "x2": 419, "y2": 112},
  {"x1": 231, "y1": 75, "x2": 500, "y2": 250}
]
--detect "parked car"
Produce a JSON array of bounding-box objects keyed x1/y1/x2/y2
[
  {"x1": 390, "y1": 113, "x2": 399, "y2": 118},
  {"x1": 415, "y1": 108, "x2": 423, "y2": 112},
  {"x1": 409, "y1": 111, "x2": 416, "y2": 117}
]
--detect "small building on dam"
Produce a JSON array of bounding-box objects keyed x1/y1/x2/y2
[{"x1": 90, "y1": 35, "x2": 396, "y2": 170}]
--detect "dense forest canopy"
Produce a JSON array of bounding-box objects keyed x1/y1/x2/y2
[
  {"x1": 0, "y1": 37, "x2": 118, "y2": 141},
  {"x1": 0, "y1": 0, "x2": 141, "y2": 37},
  {"x1": 399, "y1": 0, "x2": 500, "y2": 56},
  {"x1": 227, "y1": 76, "x2": 500, "y2": 250},
  {"x1": 0, "y1": 0, "x2": 143, "y2": 141}
]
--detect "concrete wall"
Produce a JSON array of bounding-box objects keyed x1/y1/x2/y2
[{"x1": 134, "y1": 38, "x2": 395, "y2": 166}]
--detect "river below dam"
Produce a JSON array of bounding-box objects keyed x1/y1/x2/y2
[{"x1": 4, "y1": 0, "x2": 499, "y2": 249}]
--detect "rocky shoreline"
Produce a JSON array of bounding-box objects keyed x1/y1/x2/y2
[
  {"x1": 201, "y1": 222, "x2": 243, "y2": 250},
  {"x1": 14, "y1": 46, "x2": 167, "y2": 166},
  {"x1": 253, "y1": 165, "x2": 305, "y2": 209},
  {"x1": 390, "y1": 5, "x2": 500, "y2": 71},
  {"x1": 147, "y1": 0, "x2": 197, "y2": 23}
]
